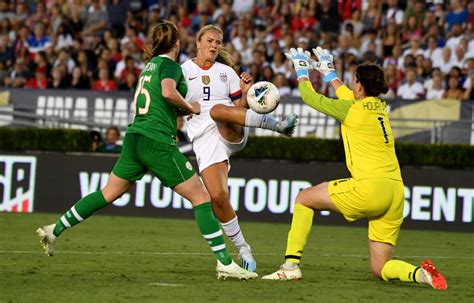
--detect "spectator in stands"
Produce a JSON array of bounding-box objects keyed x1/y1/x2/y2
[
  {"x1": 403, "y1": 0, "x2": 425, "y2": 32},
  {"x1": 402, "y1": 15, "x2": 423, "y2": 43},
  {"x1": 3, "y1": 58, "x2": 31, "y2": 87},
  {"x1": 315, "y1": 0, "x2": 340, "y2": 34},
  {"x1": 90, "y1": 130, "x2": 102, "y2": 152},
  {"x1": 27, "y1": 22, "x2": 52, "y2": 54},
  {"x1": 463, "y1": 71, "x2": 474, "y2": 99},
  {"x1": 361, "y1": 0, "x2": 382, "y2": 33},
  {"x1": 0, "y1": 34, "x2": 14, "y2": 76},
  {"x1": 273, "y1": 72, "x2": 292, "y2": 97},
  {"x1": 424, "y1": 68, "x2": 442, "y2": 91},
  {"x1": 0, "y1": 0, "x2": 13, "y2": 21},
  {"x1": 422, "y1": 11, "x2": 437, "y2": 40},
  {"x1": 335, "y1": 31, "x2": 359, "y2": 58},
  {"x1": 467, "y1": 2, "x2": 474, "y2": 32},
  {"x1": 92, "y1": 68, "x2": 117, "y2": 92},
  {"x1": 383, "y1": 44, "x2": 402, "y2": 69},
  {"x1": 343, "y1": 9, "x2": 363, "y2": 39},
  {"x1": 12, "y1": 1, "x2": 28, "y2": 25},
  {"x1": 381, "y1": 21, "x2": 400, "y2": 58},
  {"x1": 424, "y1": 36, "x2": 443, "y2": 64},
  {"x1": 384, "y1": 64, "x2": 400, "y2": 98},
  {"x1": 0, "y1": 17, "x2": 14, "y2": 43},
  {"x1": 98, "y1": 126, "x2": 122, "y2": 153},
  {"x1": 359, "y1": 29, "x2": 380, "y2": 58},
  {"x1": 397, "y1": 68, "x2": 425, "y2": 99},
  {"x1": 55, "y1": 25, "x2": 74, "y2": 51},
  {"x1": 433, "y1": 0, "x2": 446, "y2": 27},
  {"x1": 383, "y1": 0, "x2": 404, "y2": 26},
  {"x1": 121, "y1": 26, "x2": 144, "y2": 52},
  {"x1": 49, "y1": 65, "x2": 70, "y2": 89},
  {"x1": 25, "y1": 70, "x2": 48, "y2": 89},
  {"x1": 452, "y1": 40, "x2": 468, "y2": 68},
  {"x1": 435, "y1": 47, "x2": 456, "y2": 74},
  {"x1": 270, "y1": 51, "x2": 291, "y2": 79},
  {"x1": 445, "y1": 24, "x2": 465, "y2": 51},
  {"x1": 53, "y1": 48, "x2": 75, "y2": 74},
  {"x1": 118, "y1": 72, "x2": 137, "y2": 91},
  {"x1": 81, "y1": 0, "x2": 109, "y2": 50},
  {"x1": 443, "y1": 75, "x2": 464, "y2": 99},
  {"x1": 231, "y1": 25, "x2": 253, "y2": 66},
  {"x1": 107, "y1": 0, "x2": 127, "y2": 37},
  {"x1": 118, "y1": 56, "x2": 141, "y2": 87},
  {"x1": 49, "y1": 4, "x2": 64, "y2": 36},
  {"x1": 26, "y1": 1, "x2": 47, "y2": 31},
  {"x1": 70, "y1": 66, "x2": 91, "y2": 89},
  {"x1": 426, "y1": 72, "x2": 445, "y2": 99},
  {"x1": 107, "y1": 38, "x2": 122, "y2": 63},
  {"x1": 262, "y1": 66, "x2": 275, "y2": 83},
  {"x1": 444, "y1": 0, "x2": 468, "y2": 32}
]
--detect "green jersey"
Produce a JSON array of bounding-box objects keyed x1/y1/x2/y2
[{"x1": 127, "y1": 55, "x2": 187, "y2": 145}]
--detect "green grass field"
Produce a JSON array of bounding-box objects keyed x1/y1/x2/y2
[{"x1": 0, "y1": 213, "x2": 472, "y2": 303}]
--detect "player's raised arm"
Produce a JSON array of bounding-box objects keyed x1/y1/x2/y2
[
  {"x1": 285, "y1": 48, "x2": 353, "y2": 123},
  {"x1": 310, "y1": 47, "x2": 355, "y2": 100}
]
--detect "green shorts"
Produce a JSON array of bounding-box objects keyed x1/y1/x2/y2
[{"x1": 112, "y1": 133, "x2": 195, "y2": 188}]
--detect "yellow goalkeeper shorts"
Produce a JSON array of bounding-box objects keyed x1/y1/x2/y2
[{"x1": 328, "y1": 177, "x2": 404, "y2": 245}]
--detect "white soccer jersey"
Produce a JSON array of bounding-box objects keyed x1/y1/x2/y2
[{"x1": 181, "y1": 59, "x2": 242, "y2": 141}]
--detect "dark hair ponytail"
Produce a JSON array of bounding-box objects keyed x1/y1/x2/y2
[
  {"x1": 356, "y1": 64, "x2": 389, "y2": 97},
  {"x1": 144, "y1": 20, "x2": 179, "y2": 62}
]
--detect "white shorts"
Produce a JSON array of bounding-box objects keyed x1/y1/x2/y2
[{"x1": 192, "y1": 125, "x2": 249, "y2": 172}]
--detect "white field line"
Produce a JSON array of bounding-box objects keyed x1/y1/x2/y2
[
  {"x1": 0, "y1": 250, "x2": 472, "y2": 259},
  {"x1": 148, "y1": 282, "x2": 184, "y2": 287}
]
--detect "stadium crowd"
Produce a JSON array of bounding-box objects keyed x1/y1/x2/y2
[{"x1": 0, "y1": 0, "x2": 473, "y2": 100}]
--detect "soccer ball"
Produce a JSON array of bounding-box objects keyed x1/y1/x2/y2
[{"x1": 247, "y1": 81, "x2": 280, "y2": 114}]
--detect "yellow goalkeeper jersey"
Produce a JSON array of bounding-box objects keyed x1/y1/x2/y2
[{"x1": 299, "y1": 81, "x2": 402, "y2": 181}]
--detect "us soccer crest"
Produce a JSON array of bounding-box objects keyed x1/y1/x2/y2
[
  {"x1": 202, "y1": 75, "x2": 210, "y2": 85},
  {"x1": 220, "y1": 72, "x2": 227, "y2": 82}
]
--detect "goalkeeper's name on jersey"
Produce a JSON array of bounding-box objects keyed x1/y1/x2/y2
[{"x1": 362, "y1": 101, "x2": 387, "y2": 111}]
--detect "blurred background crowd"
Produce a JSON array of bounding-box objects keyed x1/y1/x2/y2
[{"x1": 0, "y1": 0, "x2": 473, "y2": 100}]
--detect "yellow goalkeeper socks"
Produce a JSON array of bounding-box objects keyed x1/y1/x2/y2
[
  {"x1": 285, "y1": 203, "x2": 314, "y2": 263},
  {"x1": 381, "y1": 260, "x2": 422, "y2": 283}
]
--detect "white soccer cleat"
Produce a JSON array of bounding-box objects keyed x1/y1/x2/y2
[
  {"x1": 216, "y1": 260, "x2": 258, "y2": 280},
  {"x1": 275, "y1": 113, "x2": 298, "y2": 137},
  {"x1": 419, "y1": 260, "x2": 447, "y2": 290},
  {"x1": 239, "y1": 245, "x2": 257, "y2": 272},
  {"x1": 262, "y1": 262, "x2": 302, "y2": 280},
  {"x1": 36, "y1": 224, "x2": 56, "y2": 256}
]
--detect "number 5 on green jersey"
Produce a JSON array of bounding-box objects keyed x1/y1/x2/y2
[{"x1": 133, "y1": 75, "x2": 152, "y2": 115}]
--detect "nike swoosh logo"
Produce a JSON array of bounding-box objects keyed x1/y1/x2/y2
[
  {"x1": 254, "y1": 88, "x2": 267, "y2": 103},
  {"x1": 188, "y1": 77, "x2": 197, "y2": 80}
]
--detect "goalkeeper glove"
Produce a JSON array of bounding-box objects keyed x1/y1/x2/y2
[
  {"x1": 284, "y1": 47, "x2": 311, "y2": 80},
  {"x1": 311, "y1": 47, "x2": 338, "y2": 83}
]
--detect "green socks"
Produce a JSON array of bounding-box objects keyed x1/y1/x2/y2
[
  {"x1": 193, "y1": 202, "x2": 232, "y2": 265},
  {"x1": 53, "y1": 191, "x2": 109, "y2": 237},
  {"x1": 53, "y1": 196, "x2": 232, "y2": 266}
]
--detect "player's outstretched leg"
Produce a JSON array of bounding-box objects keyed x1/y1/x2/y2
[
  {"x1": 245, "y1": 110, "x2": 298, "y2": 137},
  {"x1": 193, "y1": 202, "x2": 258, "y2": 280},
  {"x1": 209, "y1": 105, "x2": 298, "y2": 137},
  {"x1": 36, "y1": 191, "x2": 109, "y2": 256},
  {"x1": 381, "y1": 259, "x2": 447, "y2": 290}
]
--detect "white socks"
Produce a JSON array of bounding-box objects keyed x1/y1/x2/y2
[
  {"x1": 221, "y1": 216, "x2": 249, "y2": 251},
  {"x1": 245, "y1": 110, "x2": 278, "y2": 131}
]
